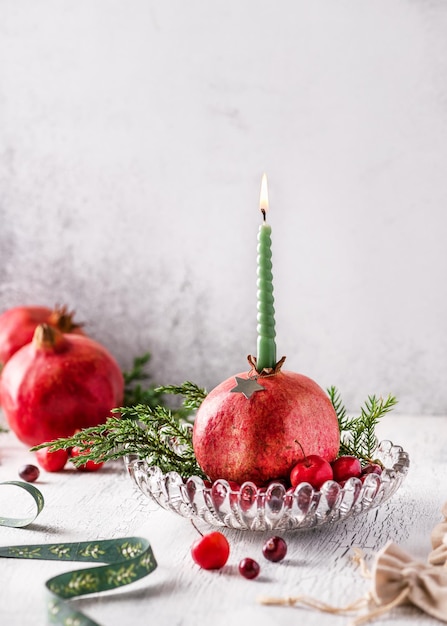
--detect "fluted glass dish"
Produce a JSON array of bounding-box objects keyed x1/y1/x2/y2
[{"x1": 124, "y1": 440, "x2": 409, "y2": 531}]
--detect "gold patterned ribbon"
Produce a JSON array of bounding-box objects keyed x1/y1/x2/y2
[{"x1": 0, "y1": 481, "x2": 157, "y2": 626}]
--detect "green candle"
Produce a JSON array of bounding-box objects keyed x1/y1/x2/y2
[{"x1": 256, "y1": 174, "x2": 277, "y2": 372}]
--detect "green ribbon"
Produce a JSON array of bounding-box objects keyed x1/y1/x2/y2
[
  {"x1": 0, "y1": 480, "x2": 45, "y2": 527},
  {"x1": 0, "y1": 481, "x2": 157, "y2": 626}
]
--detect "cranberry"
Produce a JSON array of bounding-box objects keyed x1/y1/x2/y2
[
  {"x1": 71, "y1": 446, "x2": 104, "y2": 472},
  {"x1": 191, "y1": 531, "x2": 230, "y2": 570},
  {"x1": 362, "y1": 463, "x2": 383, "y2": 476},
  {"x1": 211, "y1": 480, "x2": 240, "y2": 508},
  {"x1": 238, "y1": 483, "x2": 258, "y2": 512},
  {"x1": 331, "y1": 456, "x2": 362, "y2": 483},
  {"x1": 239, "y1": 557, "x2": 260, "y2": 579},
  {"x1": 18, "y1": 464, "x2": 40, "y2": 483},
  {"x1": 262, "y1": 536, "x2": 287, "y2": 562},
  {"x1": 35, "y1": 448, "x2": 68, "y2": 472},
  {"x1": 290, "y1": 454, "x2": 333, "y2": 490}
]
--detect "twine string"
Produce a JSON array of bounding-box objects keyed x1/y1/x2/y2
[
  {"x1": 349, "y1": 588, "x2": 411, "y2": 626},
  {"x1": 351, "y1": 547, "x2": 372, "y2": 579},
  {"x1": 259, "y1": 593, "x2": 368, "y2": 614},
  {"x1": 259, "y1": 587, "x2": 411, "y2": 626}
]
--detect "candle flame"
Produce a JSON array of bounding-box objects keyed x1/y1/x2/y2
[{"x1": 259, "y1": 173, "x2": 269, "y2": 220}]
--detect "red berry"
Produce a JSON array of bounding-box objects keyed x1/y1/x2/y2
[
  {"x1": 35, "y1": 448, "x2": 68, "y2": 472},
  {"x1": 362, "y1": 463, "x2": 383, "y2": 476},
  {"x1": 290, "y1": 455, "x2": 333, "y2": 490},
  {"x1": 18, "y1": 464, "x2": 40, "y2": 483},
  {"x1": 238, "y1": 483, "x2": 258, "y2": 512},
  {"x1": 71, "y1": 446, "x2": 104, "y2": 472},
  {"x1": 262, "y1": 536, "x2": 287, "y2": 562},
  {"x1": 211, "y1": 480, "x2": 241, "y2": 508},
  {"x1": 191, "y1": 531, "x2": 230, "y2": 570},
  {"x1": 239, "y1": 557, "x2": 260, "y2": 579},
  {"x1": 331, "y1": 456, "x2": 362, "y2": 483}
]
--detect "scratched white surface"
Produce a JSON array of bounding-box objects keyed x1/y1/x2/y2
[
  {"x1": 1, "y1": 413, "x2": 446, "y2": 625},
  {"x1": 1, "y1": 1, "x2": 447, "y2": 415}
]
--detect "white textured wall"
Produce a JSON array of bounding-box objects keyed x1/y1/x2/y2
[{"x1": 1, "y1": 1, "x2": 447, "y2": 414}]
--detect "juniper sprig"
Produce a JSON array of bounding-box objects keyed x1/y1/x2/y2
[
  {"x1": 31, "y1": 404, "x2": 206, "y2": 478},
  {"x1": 328, "y1": 386, "x2": 398, "y2": 463}
]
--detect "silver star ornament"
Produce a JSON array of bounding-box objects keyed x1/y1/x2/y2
[{"x1": 230, "y1": 376, "x2": 265, "y2": 399}]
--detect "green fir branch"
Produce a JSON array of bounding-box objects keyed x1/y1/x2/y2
[
  {"x1": 329, "y1": 387, "x2": 398, "y2": 463},
  {"x1": 122, "y1": 353, "x2": 167, "y2": 409},
  {"x1": 155, "y1": 381, "x2": 207, "y2": 412},
  {"x1": 122, "y1": 353, "x2": 151, "y2": 387},
  {"x1": 122, "y1": 356, "x2": 206, "y2": 420},
  {"x1": 31, "y1": 404, "x2": 206, "y2": 478},
  {"x1": 327, "y1": 386, "x2": 349, "y2": 432}
]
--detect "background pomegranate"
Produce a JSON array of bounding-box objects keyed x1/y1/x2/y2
[
  {"x1": 0, "y1": 324, "x2": 124, "y2": 446},
  {"x1": 0, "y1": 305, "x2": 83, "y2": 368},
  {"x1": 193, "y1": 369, "x2": 340, "y2": 486}
]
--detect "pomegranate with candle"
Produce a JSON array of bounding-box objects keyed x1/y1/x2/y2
[
  {"x1": 192, "y1": 175, "x2": 340, "y2": 486},
  {"x1": 192, "y1": 357, "x2": 340, "y2": 486}
]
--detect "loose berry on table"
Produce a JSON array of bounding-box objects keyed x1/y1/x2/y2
[
  {"x1": 35, "y1": 448, "x2": 68, "y2": 472},
  {"x1": 262, "y1": 536, "x2": 287, "y2": 562},
  {"x1": 239, "y1": 557, "x2": 260, "y2": 579},
  {"x1": 71, "y1": 447, "x2": 104, "y2": 472},
  {"x1": 18, "y1": 464, "x2": 40, "y2": 483},
  {"x1": 191, "y1": 531, "x2": 230, "y2": 570}
]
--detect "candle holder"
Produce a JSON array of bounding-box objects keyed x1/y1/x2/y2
[{"x1": 124, "y1": 439, "x2": 409, "y2": 532}]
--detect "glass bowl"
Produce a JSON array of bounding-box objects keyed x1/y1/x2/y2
[{"x1": 124, "y1": 440, "x2": 409, "y2": 532}]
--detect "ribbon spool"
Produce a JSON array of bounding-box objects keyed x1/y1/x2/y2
[{"x1": 0, "y1": 481, "x2": 157, "y2": 626}]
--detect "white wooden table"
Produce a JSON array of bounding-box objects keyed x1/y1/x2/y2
[{"x1": 0, "y1": 413, "x2": 446, "y2": 626}]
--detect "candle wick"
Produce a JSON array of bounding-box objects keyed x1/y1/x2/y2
[{"x1": 261, "y1": 208, "x2": 267, "y2": 222}]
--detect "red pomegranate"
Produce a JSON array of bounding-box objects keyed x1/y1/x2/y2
[
  {"x1": 193, "y1": 368, "x2": 340, "y2": 486},
  {"x1": 0, "y1": 324, "x2": 124, "y2": 446},
  {"x1": 0, "y1": 305, "x2": 83, "y2": 367}
]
